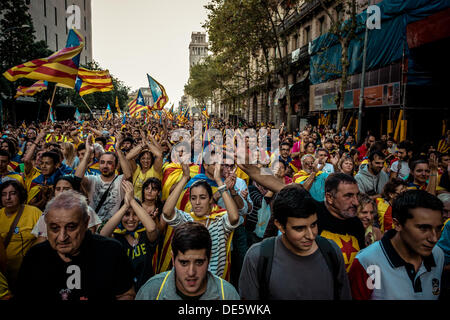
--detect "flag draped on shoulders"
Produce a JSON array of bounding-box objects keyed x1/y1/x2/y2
[
  {"x1": 14, "y1": 80, "x2": 48, "y2": 99},
  {"x1": 161, "y1": 163, "x2": 199, "y2": 201},
  {"x1": 3, "y1": 28, "x2": 84, "y2": 87},
  {"x1": 293, "y1": 170, "x2": 323, "y2": 183}
]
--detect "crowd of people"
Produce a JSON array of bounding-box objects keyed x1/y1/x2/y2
[{"x1": 0, "y1": 113, "x2": 449, "y2": 300}]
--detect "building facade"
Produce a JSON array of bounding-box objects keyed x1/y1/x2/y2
[
  {"x1": 183, "y1": 31, "x2": 209, "y2": 116},
  {"x1": 28, "y1": 0, "x2": 93, "y2": 65}
]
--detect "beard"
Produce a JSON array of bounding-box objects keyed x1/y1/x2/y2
[{"x1": 101, "y1": 170, "x2": 115, "y2": 178}]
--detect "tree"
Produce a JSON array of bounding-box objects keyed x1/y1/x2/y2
[
  {"x1": 311, "y1": 0, "x2": 365, "y2": 130},
  {"x1": 204, "y1": 0, "x2": 302, "y2": 130},
  {"x1": 0, "y1": 0, "x2": 53, "y2": 124}
]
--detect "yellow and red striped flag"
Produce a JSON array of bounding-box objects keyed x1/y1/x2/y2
[
  {"x1": 14, "y1": 80, "x2": 48, "y2": 99},
  {"x1": 128, "y1": 89, "x2": 148, "y2": 116},
  {"x1": 115, "y1": 96, "x2": 122, "y2": 117},
  {"x1": 74, "y1": 67, "x2": 114, "y2": 96},
  {"x1": 3, "y1": 28, "x2": 84, "y2": 88}
]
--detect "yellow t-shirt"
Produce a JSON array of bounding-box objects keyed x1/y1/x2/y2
[
  {"x1": 132, "y1": 165, "x2": 162, "y2": 201},
  {"x1": 0, "y1": 271, "x2": 10, "y2": 299},
  {"x1": 0, "y1": 205, "x2": 42, "y2": 286}
]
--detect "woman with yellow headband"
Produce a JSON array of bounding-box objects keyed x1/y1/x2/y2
[
  {"x1": 162, "y1": 162, "x2": 239, "y2": 281},
  {"x1": 100, "y1": 180, "x2": 158, "y2": 291}
]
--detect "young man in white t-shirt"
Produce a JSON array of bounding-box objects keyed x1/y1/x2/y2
[
  {"x1": 75, "y1": 134, "x2": 133, "y2": 223},
  {"x1": 390, "y1": 140, "x2": 413, "y2": 180}
]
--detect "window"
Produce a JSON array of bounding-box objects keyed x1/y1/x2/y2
[
  {"x1": 65, "y1": 18, "x2": 68, "y2": 34},
  {"x1": 55, "y1": 33, "x2": 58, "y2": 51},
  {"x1": 55, "y1": 7, "x2": 57, "y2": 26},
  {"x1": 293, "y1": 34, "x2": 299, "y2": 51},
  {"x1": 304, "y1": 26, "x2": 311, "y2": 44},
  {"x1": 84, "y1": 16, "x2": 86, "y2": 30},
  {"x1": 85, "y1": 56, "x2": 88, "y2": 64},
  {"x1": 44, "y1": 0, "x2": 47, "y2": 17},
  {"x1": 84, "y1": 0, "x2": 86, "y2": 10},
  {"x1": 65, "y1": 0, "x2": 67, "y2": 10},
  {"x1": 336, "y1": 5, "x2": 344, "y2": 21},
  {"x1": 85, "y1": 36, "x2": 88, "y2": 50},
  {"x1": 319, "y1": 17, "x2": 325, "y2": 35},
  {"x1": 44, "y1": 25, "x2": 47, "y2": 44}
]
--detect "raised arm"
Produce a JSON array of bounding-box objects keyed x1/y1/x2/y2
[
  {"x1": 23, "y1": 127, "x2": 47, "y2": 175},
  {"x1": 162, "y1": 163, "x2": 190, "y2": 220},
  {"x1": 427, "y1": 154, "x2": 438, "y2": 196},
  {"x1": 214, "y1": 163, "x2": 239, "y2": 226},
  {"x1": 146, "y1": 133, "x2": 163, "y2": 175},
  {"x1": 115, "y1": 133, "x2": 132, "y2": 181},
  {"x1": 75, "y1": 134, "x2": 93, "y2": 180},
  {"x1": 125, "y1": 181, "x2": 158, "y2": 242},
  {"x1": 237, "y1": 163, "x2": 285, "y2": 194}
]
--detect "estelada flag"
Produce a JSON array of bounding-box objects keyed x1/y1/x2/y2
[
  {"x1": 14, "y1": 80, "x2": 48, "y2": 99},
  {"x1": 201, "y1": 105, "x2": 209, "y2": 119},
  {"x1": 104, "y1": 104, "x2": 112, "y2": 120},
  {"x1": 75, "y1": 67, "x2": 114, "y2": 96},
  {"x1": 128, "y1": 89, "x2": 148, "y2": 116},
  {"x1": 3, "y1": 28, "x2": 84, "y2": 88},
  {"x1": 147, "y1": 74, "x2": 168, "y2": 110}
]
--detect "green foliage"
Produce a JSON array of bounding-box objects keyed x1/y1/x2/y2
[
  {"x1": 58, "y1": 60, "x2": 130, "y2": 113},
  {"x1": 0, "y1": 0, "x2": 52, "y2": 99}
]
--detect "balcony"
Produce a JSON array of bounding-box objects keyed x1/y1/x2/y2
[
  {"x1": 281, "y1": 0, "x2": 321, "y2": 34},
  {"x1": 274, "y1": 44, "x2": 310, "y2": 73}
]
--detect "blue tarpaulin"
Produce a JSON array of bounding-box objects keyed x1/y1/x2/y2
[{"x1": 309, "y1": 0, "x2": 450, "y2": 86}]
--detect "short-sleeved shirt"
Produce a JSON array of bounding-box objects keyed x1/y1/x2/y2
[
  {"x1": 238, "y1": 235, "x2": 352, "y2": 300},
  {"x1": 84, "y1": 174, "x2": 124, "y2": 223},
  {"x1": 0, "y1": 205, "x2": 42, "y2": 289},
  {"x1": 15, "y1": 231, "x2": 134, "y2": 300},
  {"x1": 315, "y1": 201, "x2": 366, "y2": 272},
  {"x1": 163, "y1": 208, "x2": 239, "y2": 278},
  {"x1": 114, "y1": 232, "x2": 157, "y2": 292},
  {"x1": 390, "y1": 160, "x2": 410, "y2": 180},
  {"x1": 349, "y1": 229, "x2": 444, "y2": 300}
]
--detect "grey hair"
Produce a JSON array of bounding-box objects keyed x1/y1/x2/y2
[
  {"x1": 437, "y1": 193, "x2": 450, "y2": 204},
  {"x1": 300, "y1": 154, "x2": 315, "y2": 168},
  {"x1": 44, "y1": 190, "x2": 89, "y2": 223}
]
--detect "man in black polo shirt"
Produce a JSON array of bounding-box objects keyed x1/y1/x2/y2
[
  {"x1": 236, "y1": 165, "x2": 365, "y2": 273},
  {"x1": 317, "y1": 173, "x2": 365, "y2": 272},
  {"x1": 15, "y1": 191, "x2": 135, "y2": 300}
]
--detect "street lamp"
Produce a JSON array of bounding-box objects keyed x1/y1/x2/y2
[{"x1": 357, "y1": 2, "x2": 370, "y2": 145}]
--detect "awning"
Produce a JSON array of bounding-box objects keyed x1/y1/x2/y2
[
  {"x1": 407, "y1": 7, "x2": 450, "y2": 49},
  {"x1": 290, "y1": 70, "x2": 309, "y2": 96}
]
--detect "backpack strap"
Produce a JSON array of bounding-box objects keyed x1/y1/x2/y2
[
  {"x1": 220, "y1": 278, "x2": 225, "y2": 300},
  {"x1": 315, "y1": 235, "x2": 342, "y2": 300},
  {"x1": 257, "y1": 236, "x2": 276, "y2": 300},
  {"x1": 156, "y1": 270, "x2": 172, "y2": 300}
]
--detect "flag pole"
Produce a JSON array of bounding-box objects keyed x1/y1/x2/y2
[
  {"x1": 46, "y1": 85, "x2": 57, "y2": 123},
  {"x1": 80, "y1": 96, "x2": 101, "y2": 126}
]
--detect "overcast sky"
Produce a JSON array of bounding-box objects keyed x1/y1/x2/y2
[{"x1": 91, "y1": 0, "x2": 209, "y2": 107}]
